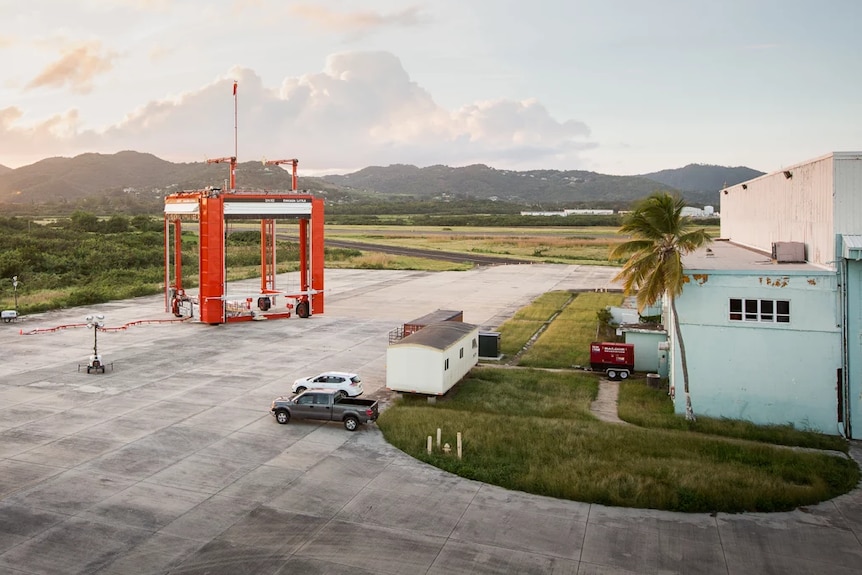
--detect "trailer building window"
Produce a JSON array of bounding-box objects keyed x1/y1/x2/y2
[
  {"x1": 729, "y1": 298, "x2": 790, "y2": 323},
  {"x1": 444, "y1": 358, "x2": 449, "y2": 370}
]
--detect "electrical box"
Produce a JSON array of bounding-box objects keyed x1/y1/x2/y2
[
  {"x1": 771, "y1": 242, "x2": 806, "y2": 263},
  {"x1": 478, "y1": 331, "x2": 501, "y2": 359}
]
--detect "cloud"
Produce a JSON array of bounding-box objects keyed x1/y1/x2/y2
[
  {"x1": 0, "y1": 107, "x2": 84, "y2": 163},
  {"x1": 107, "y1": 0, "x2": 171, "y2": 9},
  {"x1": 25, "y1": 41, "x2": 117, "y2": 94},
  {"x1": 288, "y1": 4, "x2": 427, "y2": 37},
  {"x1": 1, "y1": 51, "x2": 594, "y2": 171}
]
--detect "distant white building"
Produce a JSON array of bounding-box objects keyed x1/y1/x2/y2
[
  {"x1": 681, "y1": 206, "x2": 717, "y2": 218},
  {"x1": 520, "y1": 211, "x2": 567, "y2": 217},
  {"x1": 564, "y1": 209, "x2": 615, "y2": 216},
  {"x1": 520, "y1": 209, "x2": 615, "y2": 217}
]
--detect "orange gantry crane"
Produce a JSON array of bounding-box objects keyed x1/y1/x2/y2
[{"x1": 163, "y1": 156, "x2": 324, "y2": 325}]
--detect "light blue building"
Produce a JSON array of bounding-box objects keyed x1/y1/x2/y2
[
  {"x1": 668, "y1": 152, "x2": 862, "y2": 438},
  {"x1": 621, "y1": 327, "x2": 668, "y2": 375}
]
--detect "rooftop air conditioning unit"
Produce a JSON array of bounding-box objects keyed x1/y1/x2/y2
[{"x1": 771, "y1": 241, "x2": 806, "y2": 263}]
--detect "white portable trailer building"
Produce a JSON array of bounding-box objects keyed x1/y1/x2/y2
[{"x1": 386, "y1": 322, "x2": 480, "y2": 395}]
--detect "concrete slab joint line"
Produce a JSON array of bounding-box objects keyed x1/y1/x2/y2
[{"x1": 2, "y1": 267, "x2": 862, "y2": 575}]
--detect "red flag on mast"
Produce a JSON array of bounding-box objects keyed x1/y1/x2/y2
[{"x1": 233, "y1": 81, "x2": 237, "y2": 96}]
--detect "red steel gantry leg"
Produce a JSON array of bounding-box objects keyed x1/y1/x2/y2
[
  {"x1": 260, "y1": 219, "x2": 277, "y2": 295},
  {"x1": 311, "y1": 197, "x2": 325, "y2": 314},
  {"x1": 199, "y1": 192, "x2": 226, "y2": 324}
]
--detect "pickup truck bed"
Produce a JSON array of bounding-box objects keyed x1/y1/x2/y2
[{"x1": 271, "y1": 388, "x2": 378, "y2": 431}]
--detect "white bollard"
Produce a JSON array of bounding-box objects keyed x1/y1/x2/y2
[
  {"x1": 427, "y1": 436, "x2": 433, "y2": 454},
  {"x1": 457, "y1": 432, "x2": 462, "y2": 460},
  {"x1": 436, "y1": 428, "x2": 441, "y2": 449}
]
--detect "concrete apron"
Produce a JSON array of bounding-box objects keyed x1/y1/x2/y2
[{"x1": 0, "y1": 266, "x2": 860, "y2": 575}]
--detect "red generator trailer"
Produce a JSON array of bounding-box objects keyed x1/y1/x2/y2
[{"x1": 589, "y1": 342, "x2": 635, "y2": 380}]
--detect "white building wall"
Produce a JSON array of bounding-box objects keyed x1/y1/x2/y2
[
  {"x1": 441, "y1": 329, "x2": 480, "y2": 392},
  {"x1": 386, "y1": 327, "x2": 479, "y2": 395},
  {"x1": 832, "y1": 153, "x2": 862, "y2": 249},
  {"x1": 721, "y1": 154, "x2": 835, "y2": 267},
  {"x1": 387, "y1": 346, "x2": 443, "y2": 394},
  {"x1": 669, "y1": 270, "x2": 841, "y2": 434}
]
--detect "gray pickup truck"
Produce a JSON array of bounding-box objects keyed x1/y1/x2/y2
[{"x1": 271, "y1": 388, "x2": 379, "y2": 431}]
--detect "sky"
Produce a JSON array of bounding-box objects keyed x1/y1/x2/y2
[{"x1": 1, "y1": 0, "x2": 860, "y2": 176}]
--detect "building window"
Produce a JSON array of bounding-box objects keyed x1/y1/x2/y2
[
  {"x1": 444, "y1": 358, "x2": 449, "y2": 370},
  {"x1": 729, "y1": 298, "x2": 790, "y2": 323},
  {"x1": 459, "y1": 347, "x2": 464, "y2": 359}
]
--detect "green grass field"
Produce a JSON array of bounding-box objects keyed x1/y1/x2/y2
[
  {"x1": 378, "y1": 368, "x2": 858, "y2": 512},
  {"x1": 378, "y1": 280, "x2": 858, "y2": 513}
]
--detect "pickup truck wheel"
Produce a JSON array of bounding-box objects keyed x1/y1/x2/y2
[
  {"x1": 343, "y1": 416, "x2": 359, "y2": 431},
  {"x1": 275, "y1": 410, "x2": 290, "y2": 425}
]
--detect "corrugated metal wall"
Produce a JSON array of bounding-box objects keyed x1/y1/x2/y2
[
  {"x1": 721, "y1": 154, "x2": 835, "y2": 267},
  {"x1": 833, "y1": 153, "x2": 862, "y2": 245}
]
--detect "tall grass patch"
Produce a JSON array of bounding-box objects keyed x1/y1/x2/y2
[
  {"x1": 441, "y1": 367, "x2": 598, "y2": 419},
  {"x1": 497, "y1": 291, "x2": 572, "y2": 356},
  {"x1": 518, "y1": 292, "x2": 624, "y2": 368},
  {"x1": 618, "y1": 381, "x2": 850, "y2": 453},
  {"x1": 379, "y1": 374, "x2": 860, "y2": 512},
  {"x1": 510, "y1": 291, "x2": 572, "y2": 321},
  {"x1": 324, "y1": 252, "x2": 470, "y2": 271}
]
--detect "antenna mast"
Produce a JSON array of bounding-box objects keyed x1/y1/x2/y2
[{"x1": 233, "y1": 81, "x2": 238, "y2": 161}]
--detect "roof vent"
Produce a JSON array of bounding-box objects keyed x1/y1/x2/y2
[{"x1": 771, "y1": 241, "x2": 805, "y2": 263}]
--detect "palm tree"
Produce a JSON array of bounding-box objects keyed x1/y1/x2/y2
[{"x1": 609, "y1": 193, "x2": 713, "y2": 421}]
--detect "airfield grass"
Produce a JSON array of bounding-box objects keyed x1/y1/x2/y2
[
  {"x1": 618, "y1": 381, "x2": 849, "y2": 452},
  {"x1": 378, "y1": 285, "x2": 859, "y2": 513},
  {"x1": 5, "y1": 246, "x2": 468, "y2": 313},
  {"x1": 326, "y1": 226, "x2": 625, "y2": 265},
  {"x1": 511, "y1": 291, "x2": 625, "y2": 368},
  {"x1": 496, "y1": 291, "x2": 573, "y2": 356},
  {"x1": 377, "y1": 368, "x2": 858, "y2": 513}
]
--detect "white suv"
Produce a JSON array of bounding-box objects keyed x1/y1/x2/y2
[{"x1": 292, "y1": 372, "x2": 363, "y2": 398}]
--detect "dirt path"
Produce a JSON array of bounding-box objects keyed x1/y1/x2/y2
[{"x1": 590, "y1": 379, "x2": 631, "y2": 425}]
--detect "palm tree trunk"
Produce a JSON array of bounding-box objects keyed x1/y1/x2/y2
[{"x1": 670, "y1": 296, "x2": 696, "y2": 421}]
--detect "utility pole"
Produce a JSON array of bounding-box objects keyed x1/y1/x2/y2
[{"x1": 12, "y1": 276, "x2": 19, "y2": 312}]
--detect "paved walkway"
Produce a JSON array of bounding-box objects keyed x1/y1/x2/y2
[
  {"x1": 1, "y1": 266, "x2": 860, "y2": 574},
  {"x1": 590, "y1": 379, "x2": 631, "y2": 425}
]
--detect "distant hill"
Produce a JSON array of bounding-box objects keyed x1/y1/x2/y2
[
  {"x1": 0, "y1": 151, "x2": 763, "y2": 209},
  {"x1": 642, "y1": 164, "x2": 764, "y2": 198},
  {"x1": 322, "y1": 164, "x2": 687, "y2": 208},
  {"x1": 0, "y1": 151, "x2": 341, "y2": 204}
]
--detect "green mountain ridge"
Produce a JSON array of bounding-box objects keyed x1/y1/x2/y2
[
  {"x1": 0, "y1": 151, "x2": 764, "y2": 209},
  {"x1": 642, "y1": 163, "x2": 764, "y2": 192},
  {"x1": 0, "y1": 151, "x2": 341, "y2": 205},
  {"x1": 322, "y1": 162, "x2": 763, "y2": 207}
]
